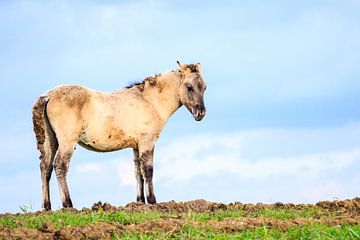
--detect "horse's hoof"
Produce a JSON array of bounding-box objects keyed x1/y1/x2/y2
[
  {"x1": 147, "y1": 195, "x2": 156, "y2": 204},
  {"x1": 62, "y1": 198, "x2": 73, "y2": 208},
  {"x1": 137, "y1": 196, "x2": 146, "y2": 203},
  {"x1": 43, "y1": 202, "x2": 51, "y2": 211}
]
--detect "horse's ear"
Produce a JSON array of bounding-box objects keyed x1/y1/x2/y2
[
  {"x1": 195, "y1": 63, "x2": 201, "y2": 72},
  {"x1": 177, "y1": 60, "x2": 186, "y2": 72}
]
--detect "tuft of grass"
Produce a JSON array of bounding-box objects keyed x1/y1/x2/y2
[
  {"x1": 19, "y1": 201, "x2": 34, "y2": 214},
  {"x1": 349, "y1": 227, "x2": 360, "y2": 239}
]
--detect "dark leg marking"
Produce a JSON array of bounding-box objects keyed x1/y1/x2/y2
[
  {"x1": 140, "y1": 148, "x2": 156, "y2": 204},
  {"x1": 145, "y1": 165, "x2": 156, "y2": 204}
]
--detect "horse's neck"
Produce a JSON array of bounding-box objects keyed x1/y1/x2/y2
[{"x1": 143, "y1": 71, "x2": 182, "y2": 122}]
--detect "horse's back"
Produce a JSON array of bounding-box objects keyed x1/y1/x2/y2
[{"x1": 43, "y1": 85, "x2": 160, "y2": 150}]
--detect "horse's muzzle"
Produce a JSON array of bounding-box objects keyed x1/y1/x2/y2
[{"x1": 192, "y1": 104, "x2": 206, "y2": 121}]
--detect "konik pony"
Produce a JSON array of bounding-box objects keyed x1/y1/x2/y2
[{"x1": 32, "y1": 61, "x2": 207, "y2": 210}]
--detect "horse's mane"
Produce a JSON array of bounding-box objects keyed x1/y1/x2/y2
[
  {"x1": 125, "y1": 81, "x2": 144, "y2": 89},
  {"x1": 125, "y1": 64, "x2": 199, "y2": 90},
  {"x1": 183, "y1": 64, "x2": 199, "y2": 73},
  {"x1": 125, "y1": 75, "x2": 158, "y2": 91}
]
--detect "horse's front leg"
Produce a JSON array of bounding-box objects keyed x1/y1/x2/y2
[
  {"x1": 133, "y1": 148, "x2": 145, "y2": 203},
  {"x1": 139, "y1": 147, "x2": 156, "y2": 204}
]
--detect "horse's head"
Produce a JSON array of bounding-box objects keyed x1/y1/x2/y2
[{"x1": 177, "y1": 61, "x2": 207, "y2": 121}]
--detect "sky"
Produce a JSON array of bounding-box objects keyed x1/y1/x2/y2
[{"x1": 0, "y1": 0, "x2": 360, "y2": 213}]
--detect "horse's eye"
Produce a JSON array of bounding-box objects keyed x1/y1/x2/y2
[{"x1": 186, "y1": 84, "x2": 193, "y2": 91}]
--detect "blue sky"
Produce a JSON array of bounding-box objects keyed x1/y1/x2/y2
[{"x1": 0, "y1": 0, "x2": 359, "y2": 213}]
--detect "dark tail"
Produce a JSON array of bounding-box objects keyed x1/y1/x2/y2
[{"x1": 32, "y1": 95, "x2": 50, "y2": 160}]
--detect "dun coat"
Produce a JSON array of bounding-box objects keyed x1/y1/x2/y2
[{"x1": 32, "y1": 61, "x2": 207, "y2": 210}]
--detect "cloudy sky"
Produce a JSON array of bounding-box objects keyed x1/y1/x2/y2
[{"x1": 0, "y1": 0, "x2": 359, "y2": 213}]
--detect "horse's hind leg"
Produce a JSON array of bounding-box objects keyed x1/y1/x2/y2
[
  {"x1": 40, "y1": 131, "x2": 58, "y2": 210},
  {"x1": 133, "y1": 148, "x2": 145, "y2": 203},
  {"x1": 53, "y1": 142, "x2": 76, "y2": 208}
]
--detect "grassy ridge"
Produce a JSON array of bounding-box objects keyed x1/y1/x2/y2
[
  {"x1": 1, "y1": 206, "x2": 359, "y2": 239},
  {"x1": 0, "y1": 206, "x2": 325, "y2": 229}
]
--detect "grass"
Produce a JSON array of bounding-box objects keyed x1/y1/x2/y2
[
  {"x1": 0, "y1": 206, "x2": 359, "y2": 239},
  {"x1": 116, "y1": 225, "x2": 360, "y2": 240},
  {"x1": 0, "y1": 207, "x2": 324, "y2": 229},
  {"x1": 0, "y1": 209, "x2": 161, "y2": 229},
  {"x1": 245, "y1": 207, "x2": 326, "y2": 219},
  {"x1": 182, "y1": 206, "x2": 325, "y2": 222}
]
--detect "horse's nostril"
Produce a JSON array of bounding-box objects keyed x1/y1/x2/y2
[{"x1": 201, "y1": 107, "x2": 206, "y2": 116}]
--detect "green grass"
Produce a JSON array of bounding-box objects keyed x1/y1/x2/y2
[
  {"x1": 116, "y1": 225, "x2": 360, "y2": 240},
  {"x1": 183, "y1": 206, "x2": 324, "y2": 222},
  {"x1": 244, "y1": 207, "x2": 325, "y2": 219},
  {"x1": 0, "y1": 207, "x2": 359, "y2": 239},
  {"x1": 0, "y1": 209, "x2": 161, "y2": 229},
  {"x1": 182, "y1": 209, "x2": 245, "y2": 222},
  {"x1": 0, "y1": 207, "x2": 324, "y2": 229}
]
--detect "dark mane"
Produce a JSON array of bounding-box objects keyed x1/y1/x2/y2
[
  {"x1": 125, "y1": 64, "x2": 198, "y2": 90},
  {"x1": 125, "y1": 75, "x2": 158, "y2": 91},
  {"x1": 125, "y1": 81, "x2": 144, "y2": 89}
]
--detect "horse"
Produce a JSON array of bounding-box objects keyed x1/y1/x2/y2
[{"x1": 32, "y1": 61, "x2": 207, "y2": 210}]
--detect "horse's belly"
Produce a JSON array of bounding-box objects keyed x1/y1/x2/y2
[{"x1": 78, "y1": 129, "x2": 137, "y2": 152}]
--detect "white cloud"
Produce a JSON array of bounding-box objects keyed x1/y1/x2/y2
[
  {"x1": 103, "y1": 122, "x2": 360, "y2": 185},
  {"x1": 154, "y1": 132, "x2": 360, "y2": 182}
]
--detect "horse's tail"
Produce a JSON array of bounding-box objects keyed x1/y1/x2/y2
[{"x1": 32, "y1": 94, "x2": 50, "y2": 160}]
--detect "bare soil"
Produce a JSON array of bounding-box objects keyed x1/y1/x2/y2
[{"x1": 0, "y1": 198, "x2": 359, "y2": 239}]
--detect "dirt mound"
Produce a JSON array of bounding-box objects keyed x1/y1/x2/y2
[
  {"x1": 87, "y1": 197, "x2": 360, "y2": 215},
  {"x1": 316, "y1": 197, "x2": 360, "y2": 215},
  {"x1": 0, "y1": 222, "x2": 124, "y2": 240},
  {"x1": 121, "y1": 199, "x2": 228, "y2": 212},
  {"x1": 206, "y1": 215, "x2": 360, "y2": 232},
  {"x1": 86, "y1": 199, "x2": 228, "y2": 213}
]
